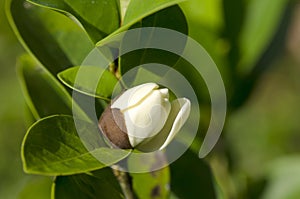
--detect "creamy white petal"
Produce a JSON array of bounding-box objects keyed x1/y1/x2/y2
[
  {"x1": 159, "y1": 88, "x2": 169, "y2": 98},
  {"x1": 159, "y1": 98, "x2": 190, "y2": 150},
  {"x1": 111, "y1": 83, "x2": 158, "y2": 111},
  {"x1": 136, "y1": 98, "x2": 191, "y2": 152},
  {"x1": 125, "y1": 89, "x2": 171, "y2": 147}
]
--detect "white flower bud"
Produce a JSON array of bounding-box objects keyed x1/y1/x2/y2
[{"x1": 99, "y1": 83, "x2": 191, "y2": 151}]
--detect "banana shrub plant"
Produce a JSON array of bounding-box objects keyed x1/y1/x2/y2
[{"x1": 7, "y1": 0, "x2": 217, "y2": 198}]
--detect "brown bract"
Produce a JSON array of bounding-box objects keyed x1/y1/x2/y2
[{"x1": 98, "y1": 105, "x2": 132, "y2": 149}]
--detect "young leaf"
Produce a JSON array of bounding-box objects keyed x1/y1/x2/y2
[
  {"x1": 22, "y1": 115, "x2": 131, "y2": 176},
  {"x1": 27, "y1": 0, "x2": 120, "y2": 42},
  {"x1": 17, "y1": 54, "x2": 73, "y2": 119},
  {"x1": 58, "y1": 66, "x2": 118, "y2": 100},
  {"x1": 6, "y1": 0, "x2": 94, "y2": 75},
  {"x1": 52, "y1": 168, "x2": 124, "y2": 199}
]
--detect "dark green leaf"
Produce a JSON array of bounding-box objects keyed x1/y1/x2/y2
[
  {"x1": 17, "y1": 54, "x2": 73, "y2": 119},
  {"x1": 222, "y1": 0, "x2": 245, "y2": 74},
  {"x1": 58, "y1": 66, "x2": 118, "y2": 100},
  {"x1": 28, "y1": 0, "x2": 120, "y2": 42},
  {"x1": 7, "y1": 0, "x2": 93, "y2": 75},
  {"x1": 119, "y1": 5, "x2": 188, "y2": 77},
  {"x1": 246, "y1": 178, "x2": 268, "y2": 199},
  {"x1": 170, "y1": 149, "x2": 216, "y2": 199},
  {"x1": 53, "y1": 168, "x2": 124, "y2": 199},
  {"x1": 96, "y1": 0, "x2": 185, "y2": 46},
  {"x1": 129, "y1": 153, "x2": 170, "y2": 199},
  {"x1": 22, "y1": 115, "x2": 130, "y2": 176}
]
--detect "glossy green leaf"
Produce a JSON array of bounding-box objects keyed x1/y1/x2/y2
[
  {"x1": 6, "y1": 0, "x2": 93, "y2": 75},
  {"x1": 96, "y1": 0, "x2": 185, "y2": 46},
  {"x1": 129, "y1": 153, "x2": 170, "y2": 199},
  {"x1": 22, "y1": 115, "x2": 130, "y2": 176},
  {"x1": 58, "y1": 66, "x2": 118, "y2": 100},
  {"x1": 119, "y1": 5, "x2": 188, "y2": 76},
  {"x1": 239, "y1": 0, "x2": 289, "y2": 73},
  {"x1": 28, "y1": 0, "x2": 120, "y2": 42},
  {"x1": 170, "y1": 149, "x2": 216, "y2": 199},
  {"x1": 123, "y1": 0, "x2": 184, "y2": 27},
  {"x1": 17, "y1": 54, "x2": 73, "y2": 119},
  {"x1": 18, "y1": 177, "x2": 52, "y2": 199},
  {"x1": 52, "y1": 168, "x2": 124, "y2": 199}
]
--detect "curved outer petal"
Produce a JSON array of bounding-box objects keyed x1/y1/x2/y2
[
  {"x1": 136, "y1": 98, "x2": 191, "y2": 152},
  {"x1": 124, "y1": 89, "x2": 171, "y2": 147},
  {"x1": 111, "y1": 83, "x2": 158, "y2": 111}
]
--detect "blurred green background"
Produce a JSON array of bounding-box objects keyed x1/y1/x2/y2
[
  {"x1": 1, "y1": 0, "x2": 300, "y2": 198},
  {"x1": 0, "y1": 0, "x2": 27, "y2": 198}
]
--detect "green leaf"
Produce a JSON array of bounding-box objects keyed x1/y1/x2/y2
[
  {"x1": 170, "y1": 149, "x2": 216, "y2": 199},
  {"x1": 17, "y1": 54, "x2": 73, "y2": 119},
  {"x1": 119, "y1": 5, "x2": 188, "y2": 76},
  {"x1": 18, "y1": 177, "x2": 52, "y2": 199},
  {"x1": 96, "y1": 0, "x2": 185, "y2": 46},
  {"x1": 180, "y1": 0, "x2": 223, "y2": 30},
  {"x1": 52, "y1": 168, "x2": 124, "y2": 199},
  {"x1": 179, "y1": 0, "x2": 229, "y2": 95},
  {"x1": 6, "y1": 0, "x2": 94, "y2": 75},
  {"x1": 239, "y1": 0, "x2": 289, "y2": 73},
  {"x1": 128, "y1": 153, "x2": 170, "y2": 199},
  {"x1": 123, "y1": 0, "x2": 184, "y2": 27},
  {"x1": 222, "y1": 0, "x2": 245, "y2": 73},
  {"x1": 22, "y1": 115, "x2": 130, "y2": 176},
  {"x1": 27, "y1": 0, "x2": 120, "y2": 42},
  {"x1": 58, "y1": 66, "x2": 118, "y2": 100}
]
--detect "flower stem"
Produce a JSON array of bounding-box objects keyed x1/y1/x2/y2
[{"x1": 112, "y1": 165, "x2": 135, "y2": 199}]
